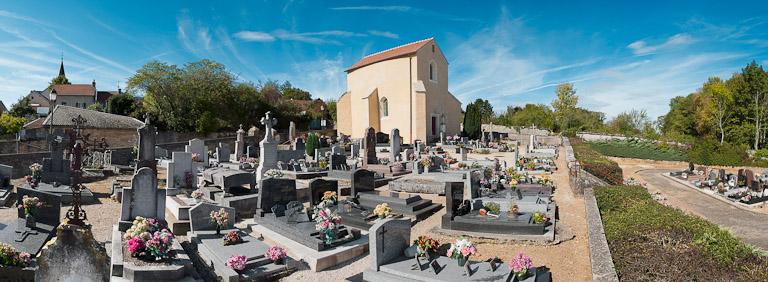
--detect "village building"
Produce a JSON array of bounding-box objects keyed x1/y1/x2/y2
[
  {"x1": 22, "y1": 105, "x2": 143, "y2": 147},
  {"x1": 23, "y1": 61, "x2": 123, "y2": 117},
  {"x1": 336, "y1": 38, "x2": 463, "y2": 143}
]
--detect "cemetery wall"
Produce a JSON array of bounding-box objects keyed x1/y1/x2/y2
[
  {"x1": 0, "y1": 151, "x2": 49, "y2": 177},
  {"x1": 577, "y1": 132, "x2": 629, "y2": 142},
  {"x1": 507, "y1": 134, "x2": 562, "y2": 146}
]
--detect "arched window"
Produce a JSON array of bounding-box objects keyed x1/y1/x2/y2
[
  {"x1": 380, "y1": 97, "x2": 389, "y2": 117},
  {"x1": 429, "y1": 63, "x2": 435, "y2": 81}
]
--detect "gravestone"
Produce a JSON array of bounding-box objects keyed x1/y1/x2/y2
[
  {"x1": 136, "y1": 116, "x2": 157, "y2": 172},
  {"x1": 292, "y1": 138, "x2": 305, "y2": 152},
  {"x1": 720, "y1": 168, "x2": 727, "y2": 183},
  {"x1": 329, "y1": 154, "x2": 347, "y2": 170},
  {"x1": 167, "y1": 152, "x2": 194, "y2": 189},
  {"x1": 41, "y1": 136, "x2": 71, "y2": 185},
  {"x1": 746, "y1": 169, "x2": 755, "y2": 189},
  {"x1": 363, "y1": 127, "x2": 377, "y2": 166},
  {"x1": 416, "y1": 141, "x2": 424, "y2": 155},
  {"x1": 215, "y1": 144, "x2": 231, "y2": 163},
  {"x1": 247, "y1": 145, "x2": 258, "y2": 158},
  {"x1": 390, "y1": 128, "x2": 401, "y2": 162},
  {"x1": 402, "y1": 148, "x2": 414, "y2": 161},
  {"x1": 369, "y1": 218, "x2": 411, "y2": 271},
  {"x1": 440, "y1": 132, "x2": 445, "y2": 144},
  {"x1": 528, "y1": 134, "x2": 536, "y2": 152},
  {"x1": 375, "y1": 132, "x2": 389, "y2": 144},
  {"x1": 189, "y1": 202, "x2": 236, "y2": 232},
  {"x1": 308, "y1": 179, "x2": 338, "y2": 206},
  {"x1": 350, "y1": 142, "x2": 360, "y2": 158},
  {"x1": 256, "y1": 112, "x2": 279, "y2": 183},
  {"x1": 460, "y1": 147, "x2": 467, "y2": 161},
  {"x1": 351, "y1": 169, "x2": 375, "y2": 197},
  {"x1": 16, "y1": 187, "x2": 62, "y2": 228},
  {"x1": 256, "y1": 177, "x2": 297, "y2": 215},
  {"x1": 234, "y1": 124, "x2": 246, "y2": 160},
  {"x1": 36, "y1": 225, "x2": 109, "y2": 282},
  {"x1": 185, "y1": 138, "x2": 208, "y2": 166},
  {"x1": 120, "y1": 167, "x2": 166, "y2": 230},
  {"x1": 289, "y1": 121, "x2": 297, "y2": 141}
]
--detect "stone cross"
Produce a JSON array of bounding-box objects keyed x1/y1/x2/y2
[
  {"x1": 260, "y1": 111, "x2": 277, "y2": 143},
  {"x1": 288, "y1": 121, "x2": 296, "y2": 141},
  {"x1": 256, "y1": 112, "x2": 279, "y2": 182}
]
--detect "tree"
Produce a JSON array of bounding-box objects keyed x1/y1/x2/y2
[
  {"x1": 306, "y1": 133, "x2": 320, "y2": 157},
  {"x1": 701, "y1": 77, "x2": 733, "y2": 144},
  {"x1": 326, "y1": 99, "x2": 337, "y2": 123},
  {"x1": 281, "y1": 81, "x2": 312, "y2": 100},
  {"x1": 47, "y1": 75, "x2": 70, "y2": 89},
  {"x1": 9, "y1": 96, "x2": 35, "y2": 118},
  {"x1": 0, "y1": 113, "x2": 26, "y2": 135},
  {"x1": 471, "y1": 99, "x2": 494, "y2": 124},
  {"x1": 106, "y1": 93, "x2": 137, "y2": 116},
  {"x1": 87, "y1": 103, "x2": 103, "y2": 112},
  {"x1": 462, "y1": 102, "x2": 482, "y2": 139},
  {"x1": 551, "y1": 83, "x2": 578, "y2": 132},
  {"x1": 742, "y1": 61, "x2": 768, "y2": 150},
  {"x1": 501, "y1": 104, "x2": 555, "y2": 130},
  {"x1": 608, "y1": 109, "x2": 648, "y2": 136}
]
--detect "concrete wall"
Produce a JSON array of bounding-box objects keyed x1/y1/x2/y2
[{"x1": 54, "y1": 96, "x2": 96, "y2": 108}]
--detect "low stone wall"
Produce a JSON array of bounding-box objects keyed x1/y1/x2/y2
[{"x1": 582, "y1": 172, "x2": 619, "y2": 282}]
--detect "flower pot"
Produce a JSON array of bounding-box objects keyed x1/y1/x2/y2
[
  {"x1": 274, "y1": 258, "x2": 285, "y2": 265},
  {"x1": 457, "y1": 255, "x2": 469, "y2": 267},
  {"x1": 25, "y1": 214, "x2": 35, "y2": 228}
]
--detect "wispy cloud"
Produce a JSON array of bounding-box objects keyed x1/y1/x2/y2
[
  {"x1": 368, "y1": 30, "x2": 399, "y2": 39},
  {"x1": 50, "y1": 32, "x2": 134, "y2": 74},
  {"x1": 234, "y1": 31, "x2": 275, "y2": 42},
  {"x1": 177, "y1": 13, "x2": 215, "y2": 55},
  {"x1": 235, "y1": 29, "x2": 366, "y2": 45},
  {"x1": 627, "y1": 33, "x2": 694, "y2": 55},
  {"x1": 0, "y1": 10, "x2": 53, "y2": 27},
  {"x1": 329, "y1": 6, "x2": 412, "y2": 12}
]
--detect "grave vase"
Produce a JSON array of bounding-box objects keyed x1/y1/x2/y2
[
  {"x1": 215, "y1": 224, "x2": 221, "y2": 235},
  {"x1": 25, "y1": 213, "x2": 35, "y2": 228},
  {"x1": 457, "y1": 255, "x2": 470, "y2": 267},
  {"x1": 274, "y1": 257, "x2": 285, "y2": 265}
]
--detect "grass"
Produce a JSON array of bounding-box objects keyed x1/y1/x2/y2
[
  {"x1": 587, "y1": 139, "x2": 687, "y2": 161},
  {"x1": 595, "y1": 185, "x2": 768, "y2": 281}
]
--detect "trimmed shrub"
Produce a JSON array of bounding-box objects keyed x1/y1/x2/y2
[
  {"x1": 588, "y1": 138, "x2": 687, "y2": 161},
  {"x1": 572, "y1": 138, "x2": 623, "y2": 185},
  {"x1": 688, "y1": 138, "x2": 748, "y2": 167},
  {"x1": 306, "y1": 133, "x2": 320, "y2": 157}
]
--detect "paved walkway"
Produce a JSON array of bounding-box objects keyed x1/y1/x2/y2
[{"x1": 635, "y1": 169, "x2": 768, "y2": 250}]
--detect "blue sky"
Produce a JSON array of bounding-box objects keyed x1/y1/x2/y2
[{"x1": 0, "y1": 1, "x2": 766, "y2": 119}]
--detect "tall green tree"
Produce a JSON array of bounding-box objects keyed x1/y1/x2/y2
[
  {"x1": 0, "y1": 113, "x2": 26, "y2": 135},
  {"x1": 47, "y1": 75, "x2": 70, "y2": 89},
  {"x1": 551, "y1": 83, "x2": 578, "y2": 131},
  {"x1": 701, "y1": 77, "x2": 733, "y2": 144},
  {"x1": 742, "y1": 61, "x2": 768, "y2": 149},
  {"x1": 496, "y1": 104, "x2": 555, "y2": 130},
  {"x1": 463, "y1": 102, "x2": 482, "y2": 139},
  {"x1": 471, "y1": 98, "x2": 494, "y2": 124},
  {"x1": 281, "y1": 81, "x2": 312, "y2": 100}
]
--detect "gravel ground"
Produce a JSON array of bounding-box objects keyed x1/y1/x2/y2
[{"x1": 281, "y1": 148, "x2": 592, "y2": 281}]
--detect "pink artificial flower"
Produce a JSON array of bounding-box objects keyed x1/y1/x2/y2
[
  {"x1": 460, "y1": 247, "x2": 472, "y2": 257},
  {"x1": 318, "y1": 209, "x2": 327, "y2": 218},
  {"x1": 18, "y1": 252, "x2": 31, "y2": 264},
  {"x1": 127, "y1": 236, "x2": 146, "y2": 253}
]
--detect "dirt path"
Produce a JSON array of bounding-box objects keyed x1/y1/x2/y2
[{"x1": 615, "y1": 158, "x2": 768, "y2": 250}]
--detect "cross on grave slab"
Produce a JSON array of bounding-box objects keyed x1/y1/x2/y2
[
  {"x1": 378, "y1": 224, "x2": 388, "y2": 251},
  {"x1": 15, "y1": 224, "x2": 39, "y2": 242},
  {"x1": 260, "y1": 111, "x2": 278, "y2": 142},
  {"x1": 285, "y1": 201, "x2": 304, "y2": 223}
]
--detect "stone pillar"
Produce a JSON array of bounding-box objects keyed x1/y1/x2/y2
[
  {"x1": 136, "y1": 116, "x2": 157, "y2": 172},
  {"x1": 390, "y1": 128, "x2": 401, "y2": 162},
  {"x1": 234, "y1": 124, "x2": 245, "y2": 160},
  {"x1": 289, "y1": 121, "x2": 296, "y2": 141}
]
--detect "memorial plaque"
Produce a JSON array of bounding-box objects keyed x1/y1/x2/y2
[
  {"x1": 430, "y1": 260, "x2": 442, "y2": 274},
  {"x1": 271, "y1": 204, "x2": 286, "y2": 217},
  {"x1": 464, "y1": 260, "x2": 472, "y2": 276}
]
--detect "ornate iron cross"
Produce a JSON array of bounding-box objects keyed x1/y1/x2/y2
[{"x1": 66, "y1": 115, "x2": 89, "y2": 227}]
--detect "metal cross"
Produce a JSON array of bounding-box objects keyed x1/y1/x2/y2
[
  {"x1": 65, "y1": 115, "x2": 89, "y2": 227},
  {"x1": 378, "y1": 225, "x2": 388, "y2": 252}
]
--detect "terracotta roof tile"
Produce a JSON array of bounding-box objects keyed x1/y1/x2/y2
[
  {"x1": 52, "y1": 84, "x2": 95, "y2": 96},
  {"x1": 346, "y1": 38, "x2": 433, "y2": 73}
]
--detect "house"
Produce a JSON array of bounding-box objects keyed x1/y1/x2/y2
[
  {"x1": 32, "y1": 105, "x2": 144, "y2": 148},
  {"x1": 336, "y1": 38, "x2": 462, "y2": 143},
  {"x1": 23, "y1": 60, "x2": 124, "y2": 116}
]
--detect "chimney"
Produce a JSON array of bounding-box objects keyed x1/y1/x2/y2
[{"x1": 118, "y1": 88, "x2": 122, "y2": 95}]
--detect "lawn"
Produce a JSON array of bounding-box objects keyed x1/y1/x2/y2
[
  {"x1": 595, "y1": 185, "x2": 768, "y2": 281},
  {"x1": 587, "y1": 139, "x2": 687, "y2": 161}
]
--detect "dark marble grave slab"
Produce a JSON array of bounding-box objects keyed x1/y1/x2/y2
[
  {"x1": 20, "y1": 183, "x2": 94, "y2": 205},
  {"x1": 255, "y1": 213, "x2": 360, "y2": 251},
  {"x1": 365, "y1": 255, "x2": 551, "y2": 282}
]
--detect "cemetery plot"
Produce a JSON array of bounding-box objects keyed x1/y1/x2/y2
[
  {"x1": 667, "y1": 165, "x2": 768, "y2": 206},
  {"x1": 187, "y1": 203, "x2": 295, "y2": 281}
]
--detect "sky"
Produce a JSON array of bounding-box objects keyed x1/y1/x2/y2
[{"x1": 0, "y1": 1, "x2": 766, "y2": 119}]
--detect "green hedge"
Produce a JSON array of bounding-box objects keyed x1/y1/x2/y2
[
  {"x1": 688, "y1": 138, "x2": 749, "y2": 167},
  {"x1": 572, "y1": 139, "x2": 624, "y2": 185},
  {"x1": 595, "y1": 186, "x2": 768, "y2": 280},
  {"x1": 588, "y1": 139, "x2": 687, "y2": 161}
]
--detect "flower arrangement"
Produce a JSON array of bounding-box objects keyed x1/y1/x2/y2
[
  {"x1": 18, "y1": 195, "x2": 43, "y2": 216},
  {"x1": 29, "y1": 163, "x2": 42, "y2": 180},
  {"x1": 458, "y1": 162, "x2": 468, "y2": 169},
  {"x1": 124, "y1": 217, "x2": 174, "y2": 261},
  {"x1": 373, "y1": 203, "x2": 392, "y2": 219},
  {"x1": 226, "y1": 255, "x2": 247, "y2": 271},
  {"x1": 483, "y1": 202, "x2": 501, "y2": 215},
  {"x1": 314, "y1": 207, "x2": 342, "y2": 244},
  {"x1": 191, "y1": 189, "x2": 205, "y2": 201},
  {"x1": 532, "y1": 211, "x2": 549, "y2": 224},
  {"x1": 508, "y1": 252, "x2": 534, "y2": 279},
  {"x1": 0, "y1": 243, "x2": 31, "y2": 267},
  {"x1": 479, "y1": 208, "x2": 487, "y2": 216},
  {"x1": 191, "y1": 153, "x2": 200, "y2": 162},
  {"x1": 413, "y1": 236, "x2": 439, "y2": 257},
  {"x1": 419, "y1": 157, "x2": 433, "y2": 169},
  {"x1": 210, "y1": 208, "x2": 229, "y2": 229},
  {"x1": 321, "y1": 191, "x2": 338, "y2": 206},
  {"x1": 265, "y1": 246, "x2": 287, "y2": 263},
  {"x1": 446, "y1": 236, "x2": 477, "y2": 265},
  {"x1": 223, "y1": 231, "x2": 243, "y2": 245},
  {"x1": 264, "y1": 169, "x2": 284, "y2": 178},
  {"x1": 509, "y1": 202, "x2": 519, "y2": 216}
]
